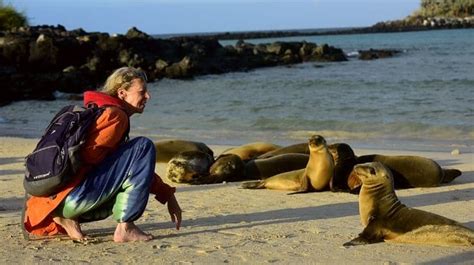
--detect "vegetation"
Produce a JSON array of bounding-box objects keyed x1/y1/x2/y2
[
  {"x1": 413, "y1": 0, "x2": 474, "y2": 17},
  {"x1": 0, "y1": 0, "x2": 28, "y2": 31}
]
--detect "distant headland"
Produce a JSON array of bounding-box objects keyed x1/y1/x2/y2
[
  {"x1": 156, "y1": 16, "x2": 473, "y2": 40},
  {"x1": 165, "y1": 0, "x2": 473, "y2": 40}
]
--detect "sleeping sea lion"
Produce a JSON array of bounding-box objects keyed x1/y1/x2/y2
[
  {"x1": 221, "y1": 142, "x2": 282, "y2": 161},
  {"x1": 241, "y1": 135, "x2": 334, "y2": 192},
  {"x1": 244, "y1": 153, "x2": 309, "y2": 180},
  {"x1": 348, "y1": 154, "x2": 462, "y2": 192},
  {"x1": 166, "y1": 153, "x2": 247, "y2": 185},
  {"x1": 154, "y1": 139, "x2": 214, "y2": 163},
  {"x1": 206, "y1": 154, "x2": 246, "y2": 183},
  {"x1": 257, "y1": 143, "x2": 308, "y2": 159},
  {"x1": 166, "y1": 150, "x2": 214, "y2": 184},
  {"x1": 344, "y1": 162, "x2": 474, "y2": 247}
]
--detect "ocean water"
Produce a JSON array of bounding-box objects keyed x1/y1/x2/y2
[{"x1": 1, "y1": 29, "x2": 473, "y2": 152}]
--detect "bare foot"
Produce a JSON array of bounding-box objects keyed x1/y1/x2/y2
[
  {"x1": 52, "y1": 217, "x2": 85, "y2": 240},
  {"x1": 113, "y1": 222, "x2": 153, "y2": 243}
]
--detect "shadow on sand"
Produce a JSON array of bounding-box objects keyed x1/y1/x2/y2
[
  {"x1": 419, "y1": 250, "x2": 474, "y2": 265},
  {"x1": 85, "y1": 183, "x2": 474, "y2": 239}
]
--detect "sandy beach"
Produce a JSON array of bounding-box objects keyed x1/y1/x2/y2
[{"x1": 0, "y1": 136, "x2": 473, "y2": 264}]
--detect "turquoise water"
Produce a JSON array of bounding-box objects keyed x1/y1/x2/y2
[{"x1": 1, "y1": 29, "x2": 473, "y2": 152}]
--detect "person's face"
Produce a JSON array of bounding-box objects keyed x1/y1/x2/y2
[{"x1": 118, "y1": 78, "x2": 150, "y2": 115}]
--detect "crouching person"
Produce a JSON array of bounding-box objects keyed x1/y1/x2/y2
[{"x1": 23, "y1": 67, "x2": 182, "y2": 242}]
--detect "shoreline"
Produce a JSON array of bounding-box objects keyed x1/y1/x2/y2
[
  {"x1": 157, "y1": 21, "x2": 474, "y2": 41},
  {"x1": 2, "y1": 25, "x2": 473, "y2": 106},
  {"x1": 2, "y1": 119, "x2": 471, "y2": 155},
  {"x1": 1, "y1": 128, "x2": 471, "y2": 155},
  {"x1": 1, "y1": 136, "x2": 473, "y2": 263}
]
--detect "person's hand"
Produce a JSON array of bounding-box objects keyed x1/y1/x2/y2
[{"x1": 167, "y1": 194, "x2": 182, "y2": 230}]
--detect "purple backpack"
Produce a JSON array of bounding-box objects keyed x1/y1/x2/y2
[{"x1": 23, "y1": 104, "x2": 104, "y2": 196}]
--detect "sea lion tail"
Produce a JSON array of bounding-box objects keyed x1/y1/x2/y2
[
  {"x1": 241, "y1": 180, "x2": 265, "y2": 189},
  {"x1": 442, "y1": 169, "x2": 462, "y2": 183}
]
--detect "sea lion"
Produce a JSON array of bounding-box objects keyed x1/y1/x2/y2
[
  {"x1": 257, "y1": 143, "x2": 308, "y2": 159},
  {"x1": 166, "y1": 150, "x2": 214, "y2": 184},
  {"x1": 241, "y1": 135, "x2": 334, "y2": 192},
  {"x1": 327, "y1": 143, "x2": 357, "y2": 192},
  {"x1": 344, "y1": 162, "x2": 474, "y2": 247},
  {"x1": 348, "y1": 154, "x2": 462, "y2": 192},
  {"x1": 244, "y1": 153, "x2": 309, "y2": 179},
  {"x1": 253, "y1": 142, "x2": 357, "y2": 191},
  {"x1": 221, "y1": 142, "x2": 282, "y2": 161},
  {"x1": 206, "y1": 154, "x2": 246, "y2": 183},
  {"x1": 154, "y1": 139, "x2": 214, "y2": 163}
]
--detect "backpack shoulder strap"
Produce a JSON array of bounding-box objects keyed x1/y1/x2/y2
[{"x1": 42, "y1": 105, "x2": 76, "y2": 134}]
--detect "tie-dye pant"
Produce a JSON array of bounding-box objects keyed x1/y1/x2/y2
[{"x1": 55, "y1": 137, "x2": 155, "y2": 223}]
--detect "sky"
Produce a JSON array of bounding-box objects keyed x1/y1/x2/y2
[{"x1": 7, "y1": 0, "x2": 421, "y2": 35}]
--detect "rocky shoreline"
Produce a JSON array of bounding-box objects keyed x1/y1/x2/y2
[
  {"x1": 2, "y1": 15, "x2": 469, "y2": 106},
  {"x1": 0, "y1": 26, "x2": 352, "y2": 106}
]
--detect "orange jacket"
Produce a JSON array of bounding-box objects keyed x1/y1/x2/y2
[{"x1": 24, "y1": 92, "x2": 175, "y2": 236}]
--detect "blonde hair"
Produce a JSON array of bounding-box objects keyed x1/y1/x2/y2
[{"x1": 101, "y1": 67, "x2": 148, "y2": 96}]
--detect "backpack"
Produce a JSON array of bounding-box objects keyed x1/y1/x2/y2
[{"x1": 23, "y1": 104, "x2": 104, "y2": 197}]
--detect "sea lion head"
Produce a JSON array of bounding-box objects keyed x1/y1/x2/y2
[
  {"x1": 166, "y1": 151, "x2": 214, "y2": 184},
  {"x1": 209, "y1": 154, "x2": 245, "y2": 183},
  {"x1": 352, "y1": 162, "x2": 394, "y2": 187},
  {"x1": 327, "y1": 143, "x2": 357, "y2": 192},
  {"x1": 308, "y1": 135, "x2": 327, "y2": 152},
  {"x1": 353, "y1": 162, "x2": 398, "y2": 227}
]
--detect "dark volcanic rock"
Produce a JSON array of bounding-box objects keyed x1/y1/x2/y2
[
  {"x1": 358, "y1": 49, "x2": 401, "y2": 60},
  {"x1": 0, "y1": 26, "x2": 348, "y2": 105},
  {"x1": 126, "y1": 27, "x2": 151, "y2": 39}
]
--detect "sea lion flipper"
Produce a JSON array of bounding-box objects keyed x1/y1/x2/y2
[
  {"x1": 345, "y1": 216, "x2": 386, "y2": 246},
  {"x1": 286, "y1": 176, "x2": 310, "y2": 195},
  {"x1": 241, "y1": 180, "x2": 265, "y2": 189},
  {"x1": 286, "y1": 190, "x2": 308, "y2": 195},
  {"x1": 343, "y1": 235, "x2": 372, "y2": 246},
  {"x1": 344, "y1": 228, "x2": 385, "y2": 246},
  {"x1": 441, "y1": 168, "x2": 462, "y2": 183}
]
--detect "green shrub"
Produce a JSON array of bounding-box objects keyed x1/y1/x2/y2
[
  {"x1": 0, "y1": 1, "x2": 28, "y2": 31},
  {"x1": 413, "y1": 0, "x2": 474, "y2": 18}
]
